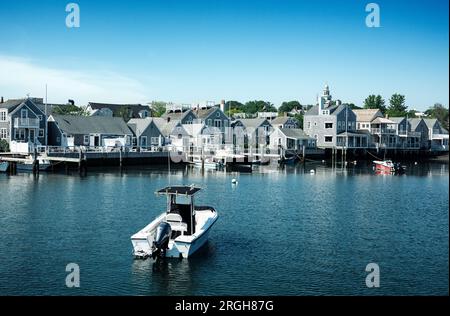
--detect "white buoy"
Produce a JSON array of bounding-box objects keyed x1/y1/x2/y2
[
  {"x1": 231, "y1": 178, "x2": 238, "y2": 184},
  {"x1": 310, "y1": 169, "x2": 315, "y2": 174},
  {"x1": 321, "y1": 160, "x2": 325, "y2": 163},
  {"x1": 414, "y1": 162, "x2": 418, "y2": 165}
]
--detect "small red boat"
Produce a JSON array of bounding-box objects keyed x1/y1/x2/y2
[{"x1": 373, "y1": 160, "x2": 405, "y2": 174}]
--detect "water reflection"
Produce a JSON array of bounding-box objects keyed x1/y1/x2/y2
[{"x1": 130, "y1": 241, "x2": 216, "y2": 295}]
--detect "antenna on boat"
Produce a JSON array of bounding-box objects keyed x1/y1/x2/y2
[{"x1": 168, "y1": 147, "x2": 171, "y2": 185}]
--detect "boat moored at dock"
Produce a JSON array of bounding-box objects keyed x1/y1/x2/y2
[
  {"x1": 373, "y1": 160, "x2": 405, "y2": 174},
  {"x1": 131, "y1": 185, "x2": 218, "y2": 259}
]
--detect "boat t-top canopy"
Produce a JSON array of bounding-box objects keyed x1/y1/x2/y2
[{"x1": 156, "y1": 185, "x2": 201, "y2": 196}]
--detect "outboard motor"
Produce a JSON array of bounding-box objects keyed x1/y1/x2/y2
[{"x1": 152, "y1": 222, "x2": 172, "y2": 259}]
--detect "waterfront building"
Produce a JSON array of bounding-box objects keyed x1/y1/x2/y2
[
  {"x1": 191, "y1": 103, "x2": 230, "y2": 144},
  {"x1": 423, "y1": 118, "x2": 449, "y2": 152},
  {"x1": 86, "y1": 102, "x2": 152, "y2": 120},
  {"x1": 161, "y1": 109, "x2": 197, "y2": 125},
  {"x1": 408, "y1": 118, "x2": 430, "y2": 149},
  {"x1": 303, "y1": 85, "x2": 368, "y2": 149},
  {"x1": 47, "y1": 114, "x2": 133, "y2": 147},
  {"x1": 127, "y1": 118, "x2": 165, "y2": 148},
  {"x1": 0, "y1": 98, "x2": 48, "y2": 150},
  {"x1": 270, "y1": 116, "x2": 299, "y2": 129},
  {"x1": 389, "y1": 117, "x2": 421, "y2": 149},
  {"x1": 269, "y1": 128, "x2": 317, "y2": 153},
  {"x1": 232, "y1": 118, "x2": 273, "y2": 149}
]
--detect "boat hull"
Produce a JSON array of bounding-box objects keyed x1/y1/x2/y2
[
  {"x1": 16, "y1": 163, "x2": 52, "y2": 172},
  {"x1": 131, "y1": 209, "x2": 218, "y2": 259}
]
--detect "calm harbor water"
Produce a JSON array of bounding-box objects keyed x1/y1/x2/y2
[{"x1": 0, "y1": 161, "x2": 448, "y2": 296}]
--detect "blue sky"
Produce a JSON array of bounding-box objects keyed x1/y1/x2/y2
[{"x1": 0, "y1": 0, "x2": 448, "y2": 110}]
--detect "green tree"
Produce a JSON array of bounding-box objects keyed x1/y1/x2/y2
[
  {"x1": 116, "y1": 106, "x2": 132, "y2": 121},
  {"x1": 364, "y1": 95, "x2": 386, "y2": 112},
  {"x1": 346, "y1": 103, "x2": 362, "y2": 110},
  {"x1": 278, "y1": 101, "x2": 302, "y2": 114},
  {"x1": 293, "y1": 113, "x2": 304, "y2": 129},
  {"x1": 243, "y1": 100, "x2": 277, "y2": 114},
  {"x1": 425, "y1": 103, "x2": 449, "y2": 130},
  {"x1": 225, "y1": 101, "x2": 244, "y2": 116},
  {"x1": 386, "y1": 94, "x2": 407, "y2": 117},
  {"x1": 52, "y1": 104, "x2": 89, "y2": 116},
  {"x1": 0, "y1": 139, "x2": 9, "y2": 152},
  {"x1": 151, "y1": 101, "x2": 167, "y2": 117}
]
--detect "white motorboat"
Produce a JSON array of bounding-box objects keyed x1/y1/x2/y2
[
  {"x1": 192, "y1": 157, "x2": 222, "y2": 169},
  {"x1": 131, "y1": 185, "x2": 219, "y2": 259},
  {"x1": 16, "y1": 157, "x2": 52, "y2": 172}
]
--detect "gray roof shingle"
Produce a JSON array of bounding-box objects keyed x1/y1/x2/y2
[
  {"x1": 51, "y1": 115, "x2": 132, "y2": 135},
  {"x1": 279, "y1": 128, "x2": 311, "y2": 139}
]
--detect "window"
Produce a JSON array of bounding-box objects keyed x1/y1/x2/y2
[
  {"x1": 314, "y1": 122, "x2": 317, "y2": 126},
  {"x1": 325, "y1": 122, "x2": 333, "y2": 129},
  {"x1": 177, "y1": 134, "x2": 182, "y2": 139},
  {"x1": 56, "y1": 137, "x2": 60, "y2": 143},
  {"x1": 324, "y1": 136, "x2": 333, "y2": 143},
  {"x1": 21, "y1": 109, "x2": 28, "y2": 118},
  {"x1": 307, "y1": 122, "x2": 311, "y2": 128},
  {"x1": 224, "y1": 120, "x2": 229, "y2": 128},
  {"x1": 38, "y1": 115, "x2": 43, "y2": 121},
  {"x1": 214, "y1": 120, "x2": 222, "y2": 128},
  {"x1": 0, "y1": 128, "x2": 7, "y2": 139},
  {"x1": 207, "y1": 119, "x2": 212, "y2": 126},
  {"x1": 83, "y1": 135, "x2": 89, "y2": 144},
  {"x1": 140, "y1": 136, "x2": 147, "y2": 147},
  {"x1": 216, "y1": 112, "x2": 220, "y2": 117},
  {"x1": 151, "y1": 137, "x2": 159, "y2": 145},
  {"x1": 39, "y1": 129, "x2": 44, "y2": 138},
  {"x1": 0, "y1": 110, "x2": 6, "y2": 122}
]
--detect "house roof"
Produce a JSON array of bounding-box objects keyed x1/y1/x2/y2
[
  {"x1": 408, "y1": 118, "x2": 425, "y2": 130},
  {"x1": 388, "y1": 117, "x2": 406, "y2": 124},
  {"x1": 271, "y1": 116, "x2": 294, "y2": 125},
  {"x1": 305, "y1": 104, "x2": 349, "y2": 116},
  {"x1": 194, "y1": 107, "x2": 218, "y2": 119},
  {"x1": 127, "y1": 117, "x2": 155, "y2": 135},
  {"x1": 353, "y1": 109, "x2": 382, "y2": 122},
  {"x1": 51, "y1": 115, "x2": 132, "y2": 135},
  {"x1": 278, "y1": 128, "x2": 311, "y2": 139},
  {"x1": 422, "y1": 119, "x2": 448, "y2": 134},
  {"x1": 371, "y1": 117, "x2": 397, "y2": 124},
  {"x1": 161, "y1": 110, "x2": 195, "y2": 122},
  {"x1": 235, "y1": 118, "x2": 270, "y2": 129},
  {"x1": 0, "y1": 99, "x2": 24, "y2": 112},
  {"x1": 422, "y1": 118, "x2": 439, "y2": 129},
  {"x1": 152, "y1": 117, "x2": 182, "y2": 137},
  {"x1": 88, "y1": 102, "x2": 150, "y2": 118}
]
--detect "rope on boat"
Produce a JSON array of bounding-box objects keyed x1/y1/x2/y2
[{"x1": 364, "y1": 149, "x2": 383, "y2": 161}]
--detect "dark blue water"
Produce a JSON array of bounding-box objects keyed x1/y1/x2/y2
[{"x1": 0, "y1": 162, "x2": 448, "y2": 295}]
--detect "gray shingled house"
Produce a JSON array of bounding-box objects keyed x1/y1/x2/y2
[
  {"x1": 0, "y1": 98, "x2": 48, "y2": 146},
  {"x1": 48, "y1": 115, "x2": 133, "y2": 147}
]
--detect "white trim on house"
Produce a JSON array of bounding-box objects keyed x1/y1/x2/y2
[
  {"x1": 0, "y1": 128, "x2": 7, "y2": 139},
  {"x1": 0, "y1": 110, "x2": 7, "y2": 122}
]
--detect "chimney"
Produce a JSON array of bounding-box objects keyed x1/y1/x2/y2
[
  {"x1": 220, "y1": 100, "x2": 225, "y2": 113},
  {"x1": 68, "y1": 99, "x2": 75, "y2": 106},
  {"x1": 0, "y1": 96, "x2": 3, "y2": 103}
]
